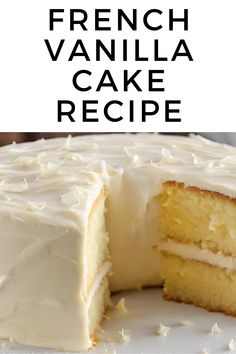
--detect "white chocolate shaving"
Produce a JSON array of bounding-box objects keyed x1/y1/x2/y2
[
  {"x1": 154, "y1": 324, "x2": 171, "y2": 336},
  {"x1": 179, "y1": 320, "x2": 192, "y2": 326},
  {"x1": 210, "y1": 323, "x2": 222, "y2": 333},
  {"x1": 118, "y1": 328, "x2": 130, "y2": 343},
  {"x1": 200, "y1": 349, "x2": 210, "y2": 354},
  {"x1": 229, "y1": 339, "x2": 236, "y2": 351}
]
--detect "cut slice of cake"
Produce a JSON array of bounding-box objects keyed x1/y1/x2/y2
[
  {"x1": 159, "y1": 181, "x2": 236, "y2": 315},
  {"x1": 0, "y1": 168, "x2": 110, "y2": 352}
]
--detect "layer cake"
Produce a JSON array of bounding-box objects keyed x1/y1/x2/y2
[{"x1": 0, "y1": 134, "x2": 235, "y2": 351}]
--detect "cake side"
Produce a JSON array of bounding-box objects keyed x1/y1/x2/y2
[
  {"x1": 0, "y1": 215, "x2": 90, "y2": 351},
  {"x1": 0, "y1": 145, "x2": 111, "y2": 352}
]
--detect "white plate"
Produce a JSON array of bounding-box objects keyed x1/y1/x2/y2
[{"x1": 1, "y1": 289, "x2": 236, "y2": 354}]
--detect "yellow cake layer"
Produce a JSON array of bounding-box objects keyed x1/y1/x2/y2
[
  {"x1": 161, "y1": 252, "x2": 236, "y2": 316},
  {"x1": 88, "y1": 277, "x2": 110, "y2": 339},
  {"x1": 87, "y1": 190, "x2": 109, "y2": 294},
  {"x1": 160, "y1": 181, "x2": 236, "y2": 256}
]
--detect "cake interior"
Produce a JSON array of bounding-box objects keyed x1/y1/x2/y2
[
  {"x1": 161, "y1": 253, "x2": 236, "y2": 316},
  {"x1": 160, "y1": 181, "x2": 236, "y2": 256},
  {"x1": 88, "y1": 277, "x2": 109, "y2": 339},
  {"x1": 159, "y1": 181, "x2": 236, "y2": 315},
  {"x1": 86, "y1": 189, "x2": 109, "y2": 294},
  {"x1": 86, "y1": 190, "x2": 110, "y2": 341}
]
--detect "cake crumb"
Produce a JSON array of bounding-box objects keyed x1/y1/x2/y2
[
  {"x1": 229, "y1": 339, "x2": 236, "y2": 351},
  {"x1": 200, "y1": 349, "x2": 210, "y2": 354},
  {"x1": 210, "y1": 322, "x2": 222, "y2": 333},
  {"x1": 115, "y1": 298, "x2": 127, "y2": 313},
  {"x1": 154, "y1": 324, "x2": 171, "y2": 336},
  {"x1": 179, "y1": 320, "x2": 192, "y2": 326},
  {"x1": 118, "y1": 328, "x2": 130, "y2": 343}
]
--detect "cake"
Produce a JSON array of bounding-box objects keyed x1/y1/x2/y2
[{"x1": 0, "y1": 133, "x2": 235, "y2": 351}]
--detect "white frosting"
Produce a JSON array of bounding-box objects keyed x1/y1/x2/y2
[
  {"x1": 0, "y1": 170, "x2": 105, "y2": 351},
  {"x1": 0, "y1": 133, "x2": 236, "y2": 350},
  {"x1": 1, "y1": 133, "x2": 236, "y2": 198},
  {"x1": 160, "y1": 238, "x2": 236, "y2": 271}
]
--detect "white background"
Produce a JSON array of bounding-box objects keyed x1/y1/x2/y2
[{"x1": 0, "y1": 0, "x2": 236, "y2": 132}]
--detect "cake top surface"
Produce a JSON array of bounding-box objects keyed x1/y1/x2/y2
[
  {"x1": 0, "y1": 133, "x2": 235, "y2": 226},
  {"x1": 0, "y1": 148, "x2": 103, "y2": 228}
]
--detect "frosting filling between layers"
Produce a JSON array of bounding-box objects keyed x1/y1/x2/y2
[
  {"x1": 159, "y1": 238, "x2": 236, "y2": 272},
  {"x1": 86, "y1": 261, "x2": 112, "y2": 308}
]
